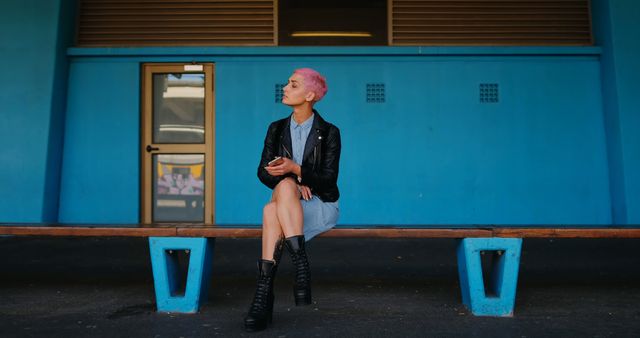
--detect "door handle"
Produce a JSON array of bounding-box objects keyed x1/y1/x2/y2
[{"x1": 146, "y1": 145, "x2": 160, "y2": 153}]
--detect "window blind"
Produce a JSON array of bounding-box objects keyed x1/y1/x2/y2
[
  {"x1": 389, "y1": 0, "x2": 592, "y2": 46},
  {"x1": 77, "y1": 0, "x2": 276, "y2": 46}
]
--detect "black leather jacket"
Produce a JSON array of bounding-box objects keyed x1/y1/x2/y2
[{"x1": 257, "y1": 111, "x2": 341, "y2": 202}]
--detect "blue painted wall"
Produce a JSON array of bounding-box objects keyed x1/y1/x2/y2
[
  {"x1": 58, "y1": 51, "x2": 611, "y2": 225},
  {"x1": 58, "y1": 60, "x2": 140, "y2": 223},
  {"x1": 0, "y1": 0, "x2": 76, "y2": 222},
  {"x1": 592, "y1": 0, "x2": 640, "y2": 224}
]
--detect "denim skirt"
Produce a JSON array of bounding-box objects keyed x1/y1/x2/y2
[{"x1": 302, "y1": 195, "x2": 339, "y2": 241}]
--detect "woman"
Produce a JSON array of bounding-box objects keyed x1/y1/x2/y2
[{"x1": 244, "y1": 68, "x2": 341, "y2": 331}]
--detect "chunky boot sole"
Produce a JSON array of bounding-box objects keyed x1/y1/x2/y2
[
  {"x1": 244, "y1": 308, "x2": 273, "y2": 331},
  {"x1": 244, "y1": 319, "x2": 268, "y2": 332},
  {"x1": 244, "y1": 312, "x2": 272, "y2": 332},
  {"x1": 294, "y1": 292, "x2": 312, "y2": 306}
]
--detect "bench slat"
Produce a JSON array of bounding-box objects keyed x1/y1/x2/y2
[
  {"x1": 493, "y1": 228, "x2": 640, "y2": 238},
  {"x1": 320, "y1": 228, "x2": 493, "y2": 238},
  {"x1": 2, "y1": 224, "x2": 640, "y2": 238},
  {"x1": 175, "y1": 227, "x2": 494, "y2": 238},
  {"x1": 176, "y1": 227, "x2": 262, "y2": 238},
  {"x1": 0, "y1": 226, "x2": 177, "y2": 237}
]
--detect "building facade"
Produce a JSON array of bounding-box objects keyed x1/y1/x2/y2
[{"x1": 1, "y1": 0, "x2": 638, "y2": 225}]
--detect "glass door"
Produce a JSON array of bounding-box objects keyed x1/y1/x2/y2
[{"x1": 141, "y1": 63, "x2": 215, "y2": 224}]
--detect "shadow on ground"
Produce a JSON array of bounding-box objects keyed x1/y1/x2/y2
[{"x1": 1, "y1": 237, "x2": 639, "y2": 337}]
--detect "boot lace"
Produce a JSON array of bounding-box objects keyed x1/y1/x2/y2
[
  {"x1": 292, "y1": 252, "x2": 310, "y2": 287},
  {"x1": 249, "y1": 277, "x2": 271, "y2": 314}
]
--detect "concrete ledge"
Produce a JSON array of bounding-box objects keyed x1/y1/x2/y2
[{"x1": 67, "y1": 46, "x2": 602, "y2": 57}]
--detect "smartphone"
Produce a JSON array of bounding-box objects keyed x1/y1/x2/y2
[{"x1": 267, "y1": 156, "x2": 284, "y2": 166}]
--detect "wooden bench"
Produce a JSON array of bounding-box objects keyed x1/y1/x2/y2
[{"x1": 2, "y1": 223, "x2": 639, "y2": 316}]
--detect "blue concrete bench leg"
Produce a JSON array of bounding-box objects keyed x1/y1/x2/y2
[
  {"x1": 457, "y1": 237, "x2": 523, "y2": 317},
  {"x1": 149, "y1": 237, "x2": 214, "y2": 313}
]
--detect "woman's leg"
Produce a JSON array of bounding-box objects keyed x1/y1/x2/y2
[
  {"x1": 269, "y1": 178, "x2": 311, "y2": 305},
  {"x1": 261, "y1": 177, "x2": 302, "y2": 259},
  {"x1": 271, "y1": 178, "x2": 303, "y2": 237},
  {"x1": 261, "y1": 202, "x2": 283, "y2": 260}
]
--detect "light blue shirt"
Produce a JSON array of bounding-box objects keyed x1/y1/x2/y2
[
  {"x1": 290, "y1": 114, "x2": 315, "y2": 165},
  {"x1": 290, "y1": 113, "x2": 339, "y2": 208}
]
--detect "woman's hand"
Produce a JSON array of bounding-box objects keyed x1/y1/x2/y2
[
  {"x1": 264, "y1": 157, "x2": 300, "y2": 177},
  {"x1": 298, "y1": 185, "x2": 312, "y2": 201}
]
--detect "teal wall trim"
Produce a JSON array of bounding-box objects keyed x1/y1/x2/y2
[
  {"x1": 0, "y1": 0, "x2": 77, "y2": 222},
  {"x1": 44, "y1": 0, "x2": 78, "y2": 221},
  {"x1": 67, "y1": 46, "x2": 602, "y2": 57},
  {"x1": 592, "y1": 0, "x2": 640, "y2": 223}
]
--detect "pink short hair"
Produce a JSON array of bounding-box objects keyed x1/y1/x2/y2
[{"x1": 294, "y1": 68, "x2": 328, "y2": 102}]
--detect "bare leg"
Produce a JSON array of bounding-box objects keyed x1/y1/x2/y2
[
  {"x1": 261, "y1": 202, "x2": 283, "y2": 260},
  {"x1": 260, "y1": 178, "x2": 302, "y2": 260},
  {"x1": 258, "y1": 178, "x2": 311, "y2": 308},
  {"x1": 272, "y1": 178, "x2": 303, "y2": 237}
]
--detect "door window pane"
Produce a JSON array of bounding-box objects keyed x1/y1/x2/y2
[
  {"x1": 153, "y1": 154, "x2": 205, "y2": 222},
  {"x1": 153, "y1": 73, "x2": 205, "y2": 143}
]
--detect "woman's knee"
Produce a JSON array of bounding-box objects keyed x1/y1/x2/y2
[{"x1": 274, "y1": 178, "x2": 298, "y2": 199}]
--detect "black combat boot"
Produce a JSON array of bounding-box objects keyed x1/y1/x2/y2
[
  {"x1": 272, "y1": 236, "x2": 285, "y2": 269},
  {"x1": 244, "y1": 238, "x2": 285, "y2": 331},
  {"x1": 244, "y1": 259, "x2": 277, "y2": 331},
  {"x1": 285, "y1": 235, "x2": 312, "y2": 305}
]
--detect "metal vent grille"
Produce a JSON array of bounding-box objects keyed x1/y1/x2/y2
[
  {"x1": 275, "y1": 83, "x2": 285, "y2": 103},
  {"x1": 366, "y1": 83, "x2": 385, "y2": 103},
  {"x1": 480, "y1": 83, "x2": 499, "y2": 103}
]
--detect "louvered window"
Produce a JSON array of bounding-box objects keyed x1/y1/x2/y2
[
  {"x1": 77, "y1": 0, "x2": 276, "y2": 46},
  {"x1": 76, "y1": 0, "x2": 593, "y2": 47},
  {"x1": 389, "y1": 0, "x2": 593, "y2": 46}
]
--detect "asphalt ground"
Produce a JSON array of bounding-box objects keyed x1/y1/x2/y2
[{"x1": 1, "y1": 236, "x2": 639, "y2": 337}]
